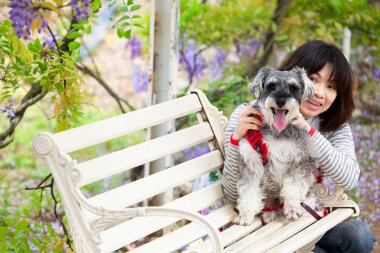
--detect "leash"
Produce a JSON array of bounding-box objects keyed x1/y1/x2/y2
[{"x1": 260, "y1": 202, "x2": 328, "y2": 220}]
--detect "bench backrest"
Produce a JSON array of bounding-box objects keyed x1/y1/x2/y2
[{"x1": 32, "y1": 89, "x2": 229, "y2": 252}]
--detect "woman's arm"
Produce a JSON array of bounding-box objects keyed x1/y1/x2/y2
[
  {"x1": 221, "y1": 105, "x2": 243, "y2": 203},
  {"x1": 311, "y1": 123, "x2": 360, "y2": 189},
  {"x1": 221, "y1": 103, "x2": 263, "y2": 203}
]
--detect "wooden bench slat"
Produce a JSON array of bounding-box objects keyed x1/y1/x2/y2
[
  {"x1": 224, "y1": 218, "x2": 291, "y2": 253},
  {"x1": 183, "y1": 219, "x2": 263, "y2": 253},
  {"x1": 52, "y1": 94, "x2": 202, "y2": 153},
  {"x1": 266, "y1": 208, "x2": 354, "y2": 253},
  {"x1": 98, "y1": 182, "x2": 224, "y2": 252},
  {"x1": 76, "y1": 122, "x2": 214, "y2": 186},
  {"x1": 86, "y1": 150, "x2": 224, "y2": 214},
  {"x1": 129, "y1": 204, "x2": 236, "y2": 253},
  {"x1": 240, "y1": 215, "x2": 318, "y2": 253}
]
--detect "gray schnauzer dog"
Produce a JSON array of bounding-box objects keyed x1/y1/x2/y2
[{"x1": 234, "y1": 66, "x2": 322, "y2": 226}]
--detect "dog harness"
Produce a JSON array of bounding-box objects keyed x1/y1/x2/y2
[
  {"x1": 242, "y1": 120, "x2": 326, "y2": 220},
  {"x1": 245, "y1": 115, "x2": 269, "y2": 166}
]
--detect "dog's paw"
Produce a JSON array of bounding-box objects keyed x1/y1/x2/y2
[
  {"x1": 262, "y1": 211, "x2": 277, "y2": 224},
  {"x1": 233, "y1": 214, "x2": 255, "y2": 226},
  {"x1": 284, "y1": 199, "x2": 304, "y2": 220}
]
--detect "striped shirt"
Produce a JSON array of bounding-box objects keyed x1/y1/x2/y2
[{"x1": 221, "y1": 103, "x2": 360, "y2": 203}]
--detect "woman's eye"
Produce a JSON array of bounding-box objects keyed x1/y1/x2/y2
[
  {"x1": 308, "y1": 76, "x2": 316, "y2": 82},
  {"x1": 328, "y1": 85, "x2": 336, "y2": 90}
]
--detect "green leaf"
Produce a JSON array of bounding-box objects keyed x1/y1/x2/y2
[
  {"x1": 133, "y1": 23, "x2": 144, "y2": 28},
  {"x1": 0, "y1": 226, "x2": 11, "y2": 238},
  {"x1": 5, "y1": 216, "x2": 14, "y2": 226},
  {"x1": 67, "y1": 31, "x2": 82, "y2": 39},
  {"x1": 23, "y1": 77, "x2": 36, "y2": 83},
  {"x1": 117, "y1": 28, "x2": 124, "y2": 38},
  {"x1": 85, "y1": 25, "x2": 92, "y2": 34},
  {"x1": 15, "y1": 219, "x2": 29, "y2": 230},
  {"x1": 120, "y1": 6, "x2": 129, "y2": 12},
  {"x1": 131, "y1": 5, "x2": 141, "y2": 12},
  {"x1": 125, "y1": 30, "x2": 132, "y2": 39},
  {"x1": 68, "y1": 41, "x2": 81, "y2": 51}
]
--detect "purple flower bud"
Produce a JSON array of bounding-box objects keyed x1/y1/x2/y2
[{"x1": 7, "y1": 108, "x2": 16, "y2": 118}]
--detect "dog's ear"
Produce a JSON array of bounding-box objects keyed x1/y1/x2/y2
[
  {"x1": 292, "y1": 67, "x2": 314, "y2": 101},
  {"x1": 248, "y1": 66, "x2": 272, "y2": 98}
]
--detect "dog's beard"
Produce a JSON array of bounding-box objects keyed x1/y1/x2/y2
[{"x1": 261, "y1": 97, "x2": 300, "y2": 131}]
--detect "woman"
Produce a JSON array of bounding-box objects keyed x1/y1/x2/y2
[{"x1": 222, "y1": 40, "x2": 376, "y2": 252}]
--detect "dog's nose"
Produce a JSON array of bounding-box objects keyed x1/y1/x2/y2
[{"x1": 276, "y1": 98, "x2": 287, "y2": 107}]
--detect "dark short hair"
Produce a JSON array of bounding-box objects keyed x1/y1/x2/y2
[{"x1": 277, "y1": 40, "x2": 355, "y2": 132}]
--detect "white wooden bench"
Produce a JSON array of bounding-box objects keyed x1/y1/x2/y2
[{"x1": 32, "y1": 89, "x2": 359, "y2": 253}]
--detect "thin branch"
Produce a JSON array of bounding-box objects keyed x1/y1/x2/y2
[
  {"x1": 0, "y1": 83, "x2": 47, "y2": 149},
  {"x1": 76, "y1": 63, "x2": 135, "y2": 112},
  {"x1": 26, "y1": 175, "x2": 73, "y2": 250},
  {"x1": 245, "y1": 0, "x2": 291, "y2": 79}
]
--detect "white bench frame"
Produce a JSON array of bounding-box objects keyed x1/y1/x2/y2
[{"x1": 33, "y1": 89, "x2": 359, "y2": 253}]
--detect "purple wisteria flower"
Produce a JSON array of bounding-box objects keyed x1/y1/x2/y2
[
  {"x1": 179, "y1": 40, "x2": 206, "y2": 81},
  {"x1": 132, "y1": 65, "x2": 149, "y2": 93},
  {"x1": 209, "y1": 46, "x2": 228, "y2": 81},
  {"x1": 42, "y1": 34, "x2": 57, "y2": 51},
  {"x1": 352, "y1": 123, "x2": 380, "y2": 227},
  {"x1": 236, "y1": 39, "x2": 261, "y2": 62},
  {"x1": 371, "y1": 64, "x2": 380, "y2": 81},
  {"x1": 183, "y1": 145, "x2": 210, "y2": 161},
  {"x1": 71, "y1": 0, "x2": 91, "y2": 22},
  {"x1": 41, "y1": 33, "x2": 58, "y2": 59},
  {"x1": 8, "y1": 0, "x2": 49, "y2": 39},
  {"x1": 1, "y1": 96, "x2": 16, "y2": 118},
  {"x1": 125, "y1": 37, "x2": 142, "y2": 59}
]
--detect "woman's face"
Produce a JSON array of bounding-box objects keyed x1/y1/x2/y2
[{"x1": 301, "y1": 63, "x2": 337, "y2": 119}]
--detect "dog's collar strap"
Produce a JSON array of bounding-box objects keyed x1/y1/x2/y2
[{"x1": 246, "y1": 130, "x2": 269, "y2": 165}]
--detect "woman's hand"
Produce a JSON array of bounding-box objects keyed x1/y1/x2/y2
[
  {"x1": 232, "y1": 105, "x2": 263, "y2": 141},
  {"x1": 291, "y1": 112, "x2": 311, "y2": 132}
]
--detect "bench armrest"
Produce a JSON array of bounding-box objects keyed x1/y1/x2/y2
[{"x1": 317, "y1": 184, "x2": 360, "y2": 217}]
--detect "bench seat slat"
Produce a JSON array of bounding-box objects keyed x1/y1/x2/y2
[
  {"x1": 77, "y1": 122, "x2": 214, "y2": 186},
  {"x1": 129, "y1": 204, "x2": 237, "y2": 253},
  {"x1": 99, "y1": 182, "x2": 224, "y2": 252},
  {"x1": 266, "y1": 208, "x2": 354, "y2": 253},
  {"x1": 52, "y1": 94, "x2": 202, "y2": 153},
  {"x1": 240, "y1": 215, "x2": 318, "y2": 253},
  {"x1": 182, "y1": 219, "x2": 263, "y2": 253},
  {"x1": 86, "y1": 150, "x2": 224, "y2": 217},
  {"x1": 224, "y1": 217, "x2": 291, "y2": 252}
]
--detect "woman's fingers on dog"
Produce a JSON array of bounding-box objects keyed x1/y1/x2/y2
[{"x1": 241, "y1": 105, "x2": 262, "y2": 118}]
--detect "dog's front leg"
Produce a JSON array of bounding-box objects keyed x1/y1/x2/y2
[
  {"x1": 234, "y1": 140, "x2": 265, "y2": 226},
  {"x1": 234, "y1": 169, "x2": 265, "y2": 225},
  {"x1": 281, "y1": 176, "x2": 310, "y2": 220}
]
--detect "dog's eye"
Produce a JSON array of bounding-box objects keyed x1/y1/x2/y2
[
  {"x1": 267, "y1": 83, "x2": 276, "y2": 91},
  {"x1": 290, "y1": 85, "x2": 299, "y2": 91}
]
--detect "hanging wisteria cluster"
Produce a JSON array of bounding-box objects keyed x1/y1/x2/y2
[
  {"x1": 7, "y1": 0, "x2": 48, "y2": 39},
  {"x1": 71, "y1": 0, "x2": 92, "y2": 22}
]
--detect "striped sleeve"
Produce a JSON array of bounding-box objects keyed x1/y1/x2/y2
[
  {"x1": 311, "y1": 123, "x2": 360, "y2": 189},
  {"x1": 221, "y1": 104, "x2": 245, "y2": 203}
]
